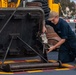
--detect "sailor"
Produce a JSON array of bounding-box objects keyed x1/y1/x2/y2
[{"x1": 43, "y1": 11, "x2": 76, "y2": 63}]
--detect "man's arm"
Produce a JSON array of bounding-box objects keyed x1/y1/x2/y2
[
  {"x1": 53, "y1": 39, "x2": 66, "y2": 49},
  {"x1": 42, "y1": 20, "x2": 47, "y2": 33},
  {"x1": 47, "y1": 39, "x2": 66, "y2": 53},
  {"x1": 42, "y1": 20, "x2": 54, "y2": 33}
]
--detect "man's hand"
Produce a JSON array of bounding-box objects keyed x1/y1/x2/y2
[
  {"x1": 42, "y1": 25, "x2": 47, "y2": 33},
  {"x1": 47, "y1": 39, "x2": 66, "y2": 53},
  {"x1": 47, "y1": 46, "x2": 55, "y2": 53}
]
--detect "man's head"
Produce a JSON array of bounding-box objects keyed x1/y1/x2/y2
[{"x1": 48, "y1": 11, "x2": 59, "y2": 24}]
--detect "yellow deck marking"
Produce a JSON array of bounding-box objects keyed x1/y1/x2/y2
[
  {"x1": 0, "y1": 61, "x2": 15, "y2": 64},
  {"x1": 62, "y1": 64, "x2": 74, "y2": 67},
  {"x1": 27, "y1": 70, "x2": 43, "y2": 73},
  {"x1": 0, "y1": 72, "x2": 13, "y2": 74},
  {"x1": 49, "y1": 60, "x2": 57, "y2": 63},
  {"x1": 55, "y1": 68, "x2": 70, "y2": 71},
  {"x1": 26, "y1": 59, "x2": 40, "y2": 62},
  {"x1": 4, "y1": 61, "x2": 15, "y2": 64}
]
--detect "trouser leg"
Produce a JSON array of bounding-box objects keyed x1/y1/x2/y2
[{"x1": 58, "y1": 44, "x2": 75, "y2": 63}]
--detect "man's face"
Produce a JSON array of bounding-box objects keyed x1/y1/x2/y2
[{"x1": 48, "y1": 16, "x2": 59, "y2": 25}]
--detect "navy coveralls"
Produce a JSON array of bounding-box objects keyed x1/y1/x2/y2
[{"x1": 46, "y1": 18, "x2": 76, "y2": 63}]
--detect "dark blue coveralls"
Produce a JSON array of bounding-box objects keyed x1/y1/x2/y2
[{"x1": 46, "y1": 18, "x2": 76, "y2": 63}]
